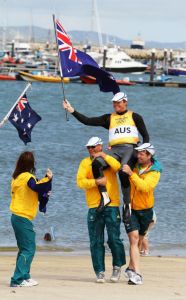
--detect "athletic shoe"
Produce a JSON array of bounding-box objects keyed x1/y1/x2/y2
[
  {"x1": 96, "y1": 192, "x2": 111, "y2": 213},
  {"x1": 96, "y1": 272, "x2": 105, "y2": 283},
  {"x1": 124, "y1": 267, "x2": 135, "y2": 279},
  {"x1": 26, "y1": 278, "x2": 39, "y2": 286},
  {"x1": 110, "y1": 266, "x2": 121, "y2": 282},
  {"x1": 10, "y1": 280, "x2": 34, "y2": 287},
  {"x1": 140, "y1": 250, "x2": 150, "y2": 256},
  {"x1": 140, "y1": 250, "x2": 149, "y2": 257},
  {"x1": 128, "y1": 272, "x2": 143, "y2": 285},
  {"x1": 122, "y1": 204, "x2": 131, "y2": 224}
]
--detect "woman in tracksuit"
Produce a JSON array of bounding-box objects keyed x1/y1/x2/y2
[{"x1": 10, "y1": 151, "x2": 52, "y2": 287}]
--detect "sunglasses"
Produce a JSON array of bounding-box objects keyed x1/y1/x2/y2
[{"x1": 87, "y1": 145, "x2": 96, "y2": 149}]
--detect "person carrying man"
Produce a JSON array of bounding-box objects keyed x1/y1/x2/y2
[
  {"x1": 77, "y1": 136, "x2": 125, "y2": 283},
  {"x1": 63, "y1": 92, "x2": 149, "y2": 221},
  {"x1": 122, "y1": 143, "x2": 162, "y2": 285}
]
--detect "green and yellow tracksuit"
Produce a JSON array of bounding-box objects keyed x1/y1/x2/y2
[
  {"x1": 10, "y1": 172, "x2": 51, "y2": 286},
  {"x1": 77, "y1": 155, "x2": 126, "y2": 274}
]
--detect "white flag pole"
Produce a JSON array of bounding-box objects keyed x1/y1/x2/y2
[
  {"x1": 52, "y1": 14, "x2": 69, "y2": 121},
  {"x1": 0, "y1": 82, "x2": 32, "y2": 128}
]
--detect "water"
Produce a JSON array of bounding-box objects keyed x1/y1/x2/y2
[{"x1": 0, "y1": 76, "x2": 186, "y2": 256}]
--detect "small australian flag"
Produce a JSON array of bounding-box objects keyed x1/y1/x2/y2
[{"x1": 8, "y1": 94, "x2": 41, "y2": 144}]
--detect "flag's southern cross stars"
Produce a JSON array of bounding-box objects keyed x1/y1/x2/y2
[{"x1": 8, "y1": 94, "x2": 41, "y2": 144}]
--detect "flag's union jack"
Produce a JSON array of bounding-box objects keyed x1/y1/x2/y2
[
  {"x1": 56, "y1": 20, "x2": 81, "y2": 64},
  {"x1": 16, "y1": 96, "x2": 28, "y2": 112},
  {"x1": 54, "y1": 18, "x2": 119, "y2": 94}
]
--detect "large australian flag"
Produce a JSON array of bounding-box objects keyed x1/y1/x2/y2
[
  {"x1": 8, "y1": 94, "x2": 41, "y2": 144},
  {"x1": 55, "y1": 19, "x2": 120, "y2": 94}
]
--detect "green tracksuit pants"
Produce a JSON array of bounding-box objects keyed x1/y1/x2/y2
[
  {"x1": 87, "y1": 206, "x2": 126, "y2": 274},
  {"x1": 10, "y1": 214, "x2": 36, "y2": 285}
]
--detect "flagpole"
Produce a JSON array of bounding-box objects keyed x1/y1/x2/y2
[
  {"x1": 53, "y1": 14, "x2": 69, "y2": 121},
  {"x1": 0, "y1": 82, "x2": 32, "y2": 128}
]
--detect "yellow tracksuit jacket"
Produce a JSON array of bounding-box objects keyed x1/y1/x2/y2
[
  {"x1": 129, "y1": 158, "x2": 162, "y2": 210},
  {"x1": 77, "y1": 155, "x2": 121, "y2": 208},
  {"x1": 10, "y1": 172, "x2": 51, "y2": 220}
]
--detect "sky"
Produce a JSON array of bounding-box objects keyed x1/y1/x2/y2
[{"x1": 0, "y1": 0, "x2": 185, "y2": 42}]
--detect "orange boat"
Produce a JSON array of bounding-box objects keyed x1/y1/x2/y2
[
  {"x1": 80, "y1": 76, "x2": 136, "y2": 86},
  {"x1": 0, "y1": 74, "x2": 16, "y2": 80}
]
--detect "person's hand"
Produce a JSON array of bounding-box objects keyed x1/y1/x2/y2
[
  {"x1": 122, "y1": 165, "x2": 133, "y2": 176},
  {"x1": 63, "y1": 99, "x2": 74, "y2": 113},
  {"x1": 95, "y1": 177, "x2": 107, "y2": 186},
  {"x1": 46, "y1": 168, "x2": 53, "y2": 180},
  {"x1": 92, "y1": 152, "x2": 106, "y2": 159}
]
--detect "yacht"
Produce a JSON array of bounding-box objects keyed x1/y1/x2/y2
[
  {"x1": 88, "y1": 46, "x2": 147, "y2": 73},
  {"x1": 168, "y1": 52, "x2": 186, "y2": 76},
  {"x1": 131, "y1": 34, "x2": 145, "y2": 49}
]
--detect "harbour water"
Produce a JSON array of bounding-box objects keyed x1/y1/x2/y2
[{"x1": 0, "y1": 76, "x2": 185, "y2": 256}]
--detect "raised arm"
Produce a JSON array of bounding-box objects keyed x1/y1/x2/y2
[{"x1": 63, "y1": 99, "x2": 110, "y2": 129}]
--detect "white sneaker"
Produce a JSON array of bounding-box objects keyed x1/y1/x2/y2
[
  {"x1": 102, "y1": 192, "x2": 111, "y2": 206},
  {"x1": 124, "y1": 267, "x2": 135, "y2": 279},
  {"x1": 26, "y1": 278, "x2": 39, "y2": 286},
  {"x1": 96, "y1": 272, "x2": 105, "y2": 283},
  {"x1": 11, "y1": 280, "x2": 34, "y2": 287},
  {"x1": 97, "y1": 192, "x2": 111, "y2": 213},
  {"x1": 128, "y1": 272, "x2": 143, "y2": 285},
  {"x1": 140, "y1": 250, "x2": 149, "y2": 257},
  {"x1": 110, "y1": 266, "x2": 121, "y2": 283}
]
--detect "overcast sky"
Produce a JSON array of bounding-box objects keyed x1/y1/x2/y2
[{"x1": 0, "y1": 0, "x2": 185, "y2": 42}]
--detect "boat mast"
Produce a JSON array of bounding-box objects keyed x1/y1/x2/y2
[
  {"x1": 2, "y1": 0, "x2": 7, "y2": 51},
  {"x1": 29, "y1": 8, "x2": 35, "y2": 43},
  {"x1": 92, "y1": 0, "x2": 103, "y2": 48}
]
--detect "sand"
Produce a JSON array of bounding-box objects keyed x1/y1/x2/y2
[{"x1": 0, "y1": 253, "x2": 186, "y2": 300}]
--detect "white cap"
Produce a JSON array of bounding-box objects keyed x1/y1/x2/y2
[
  {"x1": 135, "y1": 143, "x2": 155, "y2": 156},
  {"x1": 111, "y1": 92, "x2": 128, "y2": 102},
  {"x1": 85, "y1": 137, "x2": 103, "y2": 147}
]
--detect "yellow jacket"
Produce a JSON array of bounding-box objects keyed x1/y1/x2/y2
[
  {"x1": 129, "y1": 158, "x2": 161, "y2": 210},
  {"x1": 10, "y1": 172, "x2": 51, "y2": 220},
  {"x1": 77, "y1": 155, "x2": 121, "y2": 208}
]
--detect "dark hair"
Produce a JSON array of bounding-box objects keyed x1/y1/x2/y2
[
  {"x1": 143, "y1": 150, "x2": 154, "y2": 162},
  {"x1": 144, "y1": 150, "x2": 152, "y2": 156},
  {"x1": 12, "y1": 151, "x2": 36, "y2": 179}
]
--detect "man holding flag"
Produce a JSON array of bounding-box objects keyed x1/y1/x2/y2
[
  {"x1": 63, "y1": 94, "x2": 150, "y2": 221},
  {"x1": 54, "y1": 18, "x2": 150, "y2": 222}
]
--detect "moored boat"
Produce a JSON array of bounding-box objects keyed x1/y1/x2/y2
[
  {"x1": 0, "y1": 74, "x2": 16, "y2": 80},
  {"x1": 168, "y1": 67, "x2": 186, "y2": 76},
  {"x1": 80, "y1": 76, "x2": 136, "y2": 86},
  {"x1": 18, "y1": 71, "x2": 70, "y2": 83},
  {"x1": 87, "y1": 46, "x2": 147, "y2": 74},
  {"x1": 131, "y1": 35, "x2": 145, "y2": 49}
]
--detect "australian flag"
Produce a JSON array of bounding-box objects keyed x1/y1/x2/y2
[
  {"x1": 8, "y1": 94, "x2": 41, "y2": 144},
  {"x1": 55, "y1": 19, "x2": 120, "y2": 94}
]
